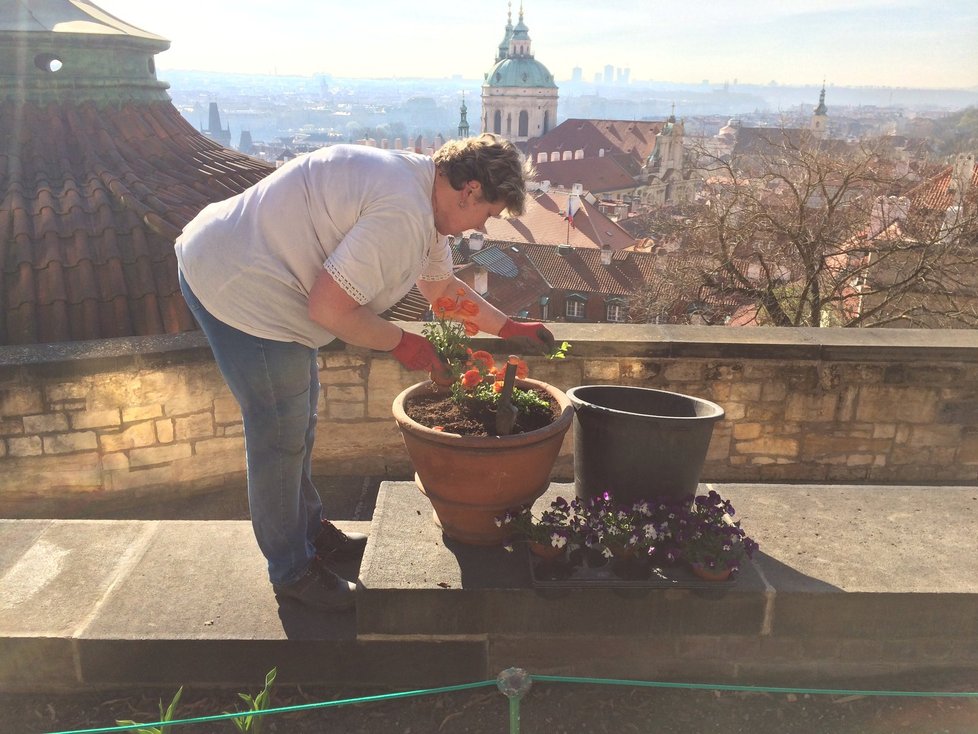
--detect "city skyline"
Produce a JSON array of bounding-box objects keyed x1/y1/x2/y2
[{"x1": 93, "y1": 0, "x2": 978, "y2": 90}]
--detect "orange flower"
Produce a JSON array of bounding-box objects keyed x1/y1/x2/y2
[
  {"x1": 434, "y1": 296, "x2": 456, "y2": 315},
  {"x1": 504, "y1": 355, "x2": 529, "y2": 378},
  {"x1": 515, "y1": 359, "x2": 529, "y2": 379},
  {"x1": 469, "y1": 350, "x2": 495, "y2": 371},
  {"x1": 456, "y1": 288, "x2": 466, "y2": 296},
  {"x1": 492, "y1": 381, "x2": 504, "y2": 394},
  {"x1": 460, "y1": 368, "x2": 483, "y2": 390},
  {"x1": 458, "y1": 299, "x2": 479, "y2": 317},
  {"x1": 464, "y1": 320, "x2": 479, "y2": 336}
]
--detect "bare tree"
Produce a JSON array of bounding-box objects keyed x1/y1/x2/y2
[{"x1": 636, "y1": 129, "x2": 978, "y2": 327}]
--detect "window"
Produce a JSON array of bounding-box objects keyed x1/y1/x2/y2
[
  {"x1": 566, "y1": 299, "x2": 585, "y2": 319},
  {"x1": 518, "y1": 110, "x2": 529, "y2": 137},
  {"x1": 606, "y1": 303, "x2": 627, "y2": 322},
  {"x1": 493, "y1": 111, "x2": 502, "y2": 134},
  {"x1": 543, "y1": 111, "x2": 550, "y2": 134}
]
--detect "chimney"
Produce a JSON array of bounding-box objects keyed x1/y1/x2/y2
[
  {"x1": 473, "y1": 267, "x2": 489, "y2": 295},
  {"x1": 600, "y1": 246, "x2": 612, "y2": 266},
  {"x1": 468, "y1": 232, "x2": 485, "y2": 251}
]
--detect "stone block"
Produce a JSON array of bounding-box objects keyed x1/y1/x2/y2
[
  {"x1": 70, "y1": 409, "x2": 121, "y2": 430},
  {"x1": 43, "y1": 382, "x2": 91, "y2": 402},
  {"x1": 122, "y1": 405, "x2": 163, "y2": 422},
  {"x1": 760, "y1": 381, "x2": 788, "y2": 402},
  {"x1": 733, "y1": 423, "x2": 763, "y2": 440},
  {"x1": 619, "y1": 358, "x2": 661, "y2": 382},
  {"x1": 99, "y1": 421, "x2": 157, "y2": 452},
  {"x1": 213, "y1": 395, "x2": 242, "y2": 425},
  {"x1": 101, "y1": 452, "x2": 130, "y2": 471},
  {"x1": 322, "y1": 368, "x2": 364, "y2": 385},
  {"x1": 909, "y1": 424, "x2": 963, "y2": 447},
  {"x1": 801, "y1": 435, "x2": 890, "y2": 460},
  {"x1": 328, "y1": 385, "x2": 366, "y2": 403},
  {"x1": 662, "y1": 361, "x2": 704, "y2": 382},
  {"x1": 174, "y1": 413, "x2": 214, "y2": 441},
  {"x1": 164, "y1": 394, "x2": 214, "y2": 417},
  {"x1": 23, "y1": 413, "x2": 70, "y2": 434},
  {"x1": 7, "y1": 436, "x2": 43, "y2": 457},
  {"x1": 366, "y1": 360, "x2": 407, "y2": 418},
  {"x1": 0, "y1": 387, "x2": 44, "y2": 417},
  {"x1": 194, "y1": 436, "x2": 245, "y2": 459},
  {"x1": 0, "y1": 452, "x2": 101, "y2": 494},
  {"x1": 327, "y1": 402, "x2": 366, "y2": 420},
  {"x1": 583, "y1": 360, "x2": 620, "y2": 381},
  {"x1": 938, "y1": 399, "x2": 978, "y2": 425},
  {"x1": 43, "y1": 432, "x2": 98, "y2": 455},
  {"x1": 129, "y1": 443, "x2": 193, "y2": 468},
  {"x1": 735, "y1": 437, "x2": 799, "y2": 457},
  {"x1": 784, "y1": 393, "x2": 839, "y2": 422},
  {"x1": 729, "y1": 382, "x2": 762, "y2": 402},
  {"x1": 0, "y1": 417, "x2": 23, "y2": 436},
  {"x1": 155, "y1": 418, "x2": 174, "y2": 443},
  {"x1": 855, "y1": 386, "x2": 938, "y2": 423},
  {"x1": 322, "y1": 352, "x2": 367, "y2": 369}
]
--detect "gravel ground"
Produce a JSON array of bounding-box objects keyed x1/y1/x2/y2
[{"x1": 3, "y1": 670, "x2": 978, "y2": 734}]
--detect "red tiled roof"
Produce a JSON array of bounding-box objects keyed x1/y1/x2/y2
[
  {"x1": 527, "y1": 119, "x2": 664, "y2": 166},
  {"x1": 517, "y1": 241, "x2": 657, "y2": 296},
  {"x1": 532, "y1": 156, "x2": 637, "y2": 194},
  {"x1": 481, "y1": 188, "x2": 637, "y2": 251},
  {"x1": 907, "y1": 161, "x2": 978, "y2": 213},
  {"x1": 1, "y1": 99, "x2": 273, "y2": 345}
]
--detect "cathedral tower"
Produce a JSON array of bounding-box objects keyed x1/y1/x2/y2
[{"x1": 481, "y1": 3, "x2": 558, "y2": 145}]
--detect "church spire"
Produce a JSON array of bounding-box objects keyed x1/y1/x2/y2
[
  {"x1": 458, "y1": 91, "x2": 469, "y2": 138},
  {"x1": 814, "y1": 81, "x2": 828, "y2": 116},
  {"x1": 811, "y1": 81, "x2": 828, "y2": 139}
]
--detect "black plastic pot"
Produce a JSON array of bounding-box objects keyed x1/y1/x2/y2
[{"x1": 567, "y1": 385, "x2": 725, "y2": 505}]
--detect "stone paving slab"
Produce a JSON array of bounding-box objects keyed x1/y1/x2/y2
[
  {"x1": 2, "y1": 482, "x2": 977, "y2": 691},
  {"x1": 360, "y1": 481, "x2": 978, "y2": 641}
]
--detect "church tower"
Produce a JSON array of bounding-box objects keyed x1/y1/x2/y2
[
  {"x1": 481, "y1": 2, "x2": 558, "y2": 146},
  {"x1": 458, "y1": 92, "x2": 469, "y2": 138},
  {"x1": 811, "y1": 83, "x2": 828, "y2": 140}
]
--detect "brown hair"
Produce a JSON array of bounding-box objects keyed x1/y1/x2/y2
[{"x1": 433, "y1": 133, "x2": 535, "y2": 217}]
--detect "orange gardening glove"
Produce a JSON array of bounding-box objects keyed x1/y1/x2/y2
[
  {"x1": 499, "y1": 318, "x2": 556, "y2": 354},
  {"x1": 390, "y1": 331, "x2": 451, "y2": 382}
]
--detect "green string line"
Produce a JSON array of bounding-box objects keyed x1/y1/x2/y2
[
  {"x1": 45, "y1": 673, "x2": 978, "y2": 734},
  {"x1": 46, "y1": 680, "x2": 497, "y2": 734},
  {"x1": 530, "y1": 674, "x2": 978, "y2": 699}
]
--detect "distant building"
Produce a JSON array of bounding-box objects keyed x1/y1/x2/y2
[
  {"x1": 811, "y1": 83, "x2": 828, "y2": 139},
  {"x1": 481, "y1": 4, "x2": 557, "y2": 145},
  {"x1": 201, "y1": 101, "x2": 231, "y2": 147},
  {"x1": 457, "y1": 93, "x2": 469, "y2": 138}
]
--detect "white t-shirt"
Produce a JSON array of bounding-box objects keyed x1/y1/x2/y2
[{"x1": 175, "y1": 145, "x2": 452, "y2": 348}]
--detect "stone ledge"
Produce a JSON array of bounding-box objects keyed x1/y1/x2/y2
[{"x1": 1, "y1": 481, "x2": 976, "y2": 692}]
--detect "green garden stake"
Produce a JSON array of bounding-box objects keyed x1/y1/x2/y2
[{"x1": 496, "y1": 667, "x2": 532, "y2": 734}]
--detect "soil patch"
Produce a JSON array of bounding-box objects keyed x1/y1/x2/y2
[
  {"x1": 404, "y1": 388, "x2": 559, "y2": 436},
  {"x1": 5, "y1": 670, "x2": 978, "y2": 734}
]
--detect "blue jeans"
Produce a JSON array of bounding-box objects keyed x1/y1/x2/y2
[{"x1": 180, "y1": 271, "x2": 323, "y2": 585}]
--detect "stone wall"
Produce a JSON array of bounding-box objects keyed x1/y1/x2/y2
[{"x1": 1, "y1": 325, "x2": 976, "y2": 515}]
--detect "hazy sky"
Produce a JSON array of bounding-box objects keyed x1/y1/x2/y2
[{"x1": 93, "y1": 0, "x2": 978, "y2": 89}]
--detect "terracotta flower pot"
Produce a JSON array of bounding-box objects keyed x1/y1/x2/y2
[
  {"x1": 528, "y1": 541, "x2": 565, "y2": 560},
  {"x1": 690, "y1": 562, "x2": 733, "y2": 582},
  {"x1": 392, "y1": 378, "x2": 573, "y2": 545}
]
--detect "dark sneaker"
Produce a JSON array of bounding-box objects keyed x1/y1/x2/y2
[
  {"x1": 272, "y1": 557, "x2": 356, "y2": 611},
  {"x1": 314, "y1": 519, "x2": 368, "y2": 560}
]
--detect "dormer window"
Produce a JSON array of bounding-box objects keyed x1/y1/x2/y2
[{"x1": 566, "y1": 293, "x2": 587, "y2": 320}]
